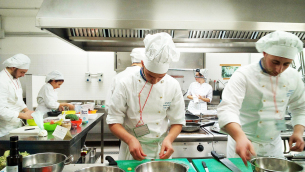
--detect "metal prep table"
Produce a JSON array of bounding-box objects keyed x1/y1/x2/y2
[{"x1": 0, "y1": 113, "x2": 105, "y2": 163}]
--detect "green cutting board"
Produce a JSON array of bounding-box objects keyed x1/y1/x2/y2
[
  {"x1": 117, "y1": 158, "x2": 196, "y2": 172},
  {"x1": 192, "y1": 158, "x2": 252, "y2": 172}
]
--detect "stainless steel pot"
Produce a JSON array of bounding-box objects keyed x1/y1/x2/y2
[
  {"x1": 250, "y1": 157, "x2": 304, "y2": 172},
  {"x1": 75, "y1": 166, "x2": 125, "y2": 172},
  {"x1": 22, "y1": 152, "x2": 73, "y2": 172},
  {"x1": 182, "y1": 122, "x2": 201, "y2": 132},
  {"x1": 134, "y1": 161, "x2": 188, "y2": 172}
]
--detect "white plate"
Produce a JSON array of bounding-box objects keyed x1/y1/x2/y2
[{"x1": 9, "y1": 126, "x2": 40, "y2": 135}]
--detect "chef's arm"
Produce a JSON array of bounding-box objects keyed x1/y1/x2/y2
[
  {"x1": 22, "y1": 107, "x2": 29, "y2": 112},
  {"x1": 108, "y1": 123, "x2": 136, "y2": 144},
  {"x1": 59, "y1": 103, "x2": 75, "y2": 111},
  {"x1": 200, "y1": 97, "x2": 210, "y2": 102},
  {"x1": 224, "y1": 122, "x2": 256, "y2": 165},
  {"x1": 159, "y1": 124, "x2": 182, "y2": 159},
  {"x1": 18, "y1": 110, "x2": 33, "y2": 119},
  {"x1": 166, "y1": 124, "x2": 182, "y2": 142},
  {"x1": 289, "y1": 124, "x2": 305, "y2": 151},
  {"x1": 187, "y1": 95, "x2": 193, "y2": 100}
]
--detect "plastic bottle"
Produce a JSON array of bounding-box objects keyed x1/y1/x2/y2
[{"x1": 80, "y1": 107, "x2": 89, "y2": 124}]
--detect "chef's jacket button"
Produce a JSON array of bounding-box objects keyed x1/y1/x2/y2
[
  {"x1": 257, "y1": 135, "x2": 259, "y2": 138},
  {"x1": 263, "y1": 100, "x2": 266, "y2": 102},
  {"x1": 261, "y1": 71, "x2": 263, "y2": 74},
  {"x1": 139, "y1": 110, "x2": 141, "y2": 113},
  {"x1": 283, "y1": 85, "x2": 286, "y2": 87},
  {"x1": 262, "y1": 85, "x2": 265, "y2": 87},
  {"x1": 156, "y1": 123, "x2": 159, "y2": 125},
  {"x1": 160, "y1": 97, "x2": 162, "y2": 99},
  {"x1": 161, "y1": 81, "x2": 164, "y2": 83},
  {"x1": 282, "y1": 100, "x2": 284, "y2": 102},
  {"x1": 158, "y1": 111, "x2": 161, "y2": 113},
  {"x1": 271, "y1": 138, "x2": 273, "y2": 140},
  {"x1": 259, "y1": 110, "x2": 263, "y2": 112},
  {"x1": 259, "y1": 121, "x2": 262, "y2": 124},
  {"x1": 156, "y1": 135, "x2": 159, "y2": 137},
  {"x1": 139, "y1": 80, "x2": 141, "y2": 82}
]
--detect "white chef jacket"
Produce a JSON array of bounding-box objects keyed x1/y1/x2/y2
[
  {"x1": 217, "y1": 59, "x2": 305, "y2": 157},
  {"x1": 36, "y1": 83, "x2": 60, "y2": 118},
  {"x1": 105, "y1": 66, "x2": 141, "y2": 112},
  {"x1": 106, "y1": 69, "x2": 185, "y2": 160},
  {"x1": 0, "y1": 69, "x2": 27, "y2": 137},
  {"x1": 187, "y1": 82, "x2": 213, "y2": 113}
]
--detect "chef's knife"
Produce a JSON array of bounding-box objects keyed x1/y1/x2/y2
[
  {"x1": 211, "y1": 151, "x2": 241, "y2": 172},
  {"x1": 202, "y1": 161, "x2": 209, "y2": 172}
]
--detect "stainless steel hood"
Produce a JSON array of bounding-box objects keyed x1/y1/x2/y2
[{"x1": 36, "y1": 0, "x2": 305, "y2": 52}]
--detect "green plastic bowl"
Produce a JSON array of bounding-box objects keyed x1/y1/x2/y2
[{"x1": 43, "y1": 122, "x2": 59, "y2": 131}]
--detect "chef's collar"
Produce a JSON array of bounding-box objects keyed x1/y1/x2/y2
[
  {"x1": 4, "y1": 68, "x2": 16, "y2": 80},
  {"x1": 140, "y1": 67, "x2": 147, "y2": 81},
  {"x1": 259, "y1": 59, "x2": 268, "y2": 74}
]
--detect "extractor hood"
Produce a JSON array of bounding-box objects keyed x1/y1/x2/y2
[{"x1": 36, "y1": 0, "x2": 305, "y2": 52}]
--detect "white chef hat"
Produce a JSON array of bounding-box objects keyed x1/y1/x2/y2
[
  {"x1": 45, "y1": 70, "x2": 64, "y2": 83},
  {"x1": 256, "y1": 31, "x2": 303, "y2": 60},
  {"x1": 3, "y1": 54, "x2": 31, "y2": 69},
  {"x1": 130, "y1": 48, "x2": 145, "y2": 63},
  {"x1": 143, "y1": 32, "x2": 180, "y2": 74}
]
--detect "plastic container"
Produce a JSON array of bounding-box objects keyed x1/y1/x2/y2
[
  {"x1": 62, "y1": 110, "x2": 76, "y2": 115},
  {"x1": 27, "y1": 119, "x2": 37, "y2": 126},
  {"x1": 61, "y1": 119, "x2": 71, "y2": 130},
  {"x1": 88, "y1": 114, "x2": 97, "y2": 120},
  {"x1": 71, "y1": 119, "x2": 82, "y2": 127},
  {"x1": 89, "y1": 110, "x2": 97, "y2": 114},
  {"x1": 43, "y1": 122, "x2": 59, "y2": 131},
  {"x1": 80, "y1": 108, "x2": 89, "y2": 124}
]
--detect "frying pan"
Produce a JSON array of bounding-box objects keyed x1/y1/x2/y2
[
  {"x1": 182, "y1": 121, "x2": 215, "y2": 132},
  {"x1": 185, "y1": 110, "x2": 200, "y2": 122}
]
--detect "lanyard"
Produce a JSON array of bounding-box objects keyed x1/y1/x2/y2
[
  {"x1": 269, "y1": 76, "x2": 280, "y2": 118},
  {"x1": 5, "y1": 69, "x2": 19, "y2": 90},
  {"x1": 136, "y1": 81, "x2": 153, "y2": 127}
]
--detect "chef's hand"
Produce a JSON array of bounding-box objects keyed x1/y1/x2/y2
[
  {"x1": 18, "y1": 110, "x2": 34, "y2": 119},
  {"x1": 67, "y1": 103, "x2": 75, "y2": 110},
  {"x1": 159, "y1": 138, "x2": 174, "y2": 159},
  {"x1": 127, "y1": 137, "x2": 147, "y2": 161},
  {"x1": 289, "y1": 125, "x2": 305, "y2": 152},
  {"x1": 235, "y1": 136, "x2": 256, "y2": 166}
]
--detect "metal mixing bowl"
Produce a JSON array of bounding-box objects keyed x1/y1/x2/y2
[
  {"x1": 22, "y1": 152, "x2": 73, "y2": 172},
  {"x1": 134, "y1": 161, "x2": 188, "y2": 172},
  {"x1": 250, "y1": 157, "x2": 304, "y2": 172},
  {"x1": 75, "y1": 166, "x2": 125, "y2": 172}
]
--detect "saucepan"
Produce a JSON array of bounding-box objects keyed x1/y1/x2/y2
[
  {"x1": 22, "y1": 152, "x2": 73, "y2": 172},
  {"x1": 185, "y1": 110, "x2": 200, "y2": 123},
  {"x1": 134, "y1": 161, "x2": 189, "y2": 172},
  {"x1": 250, "y1": 157, "x2": 304, "y2": 172}
]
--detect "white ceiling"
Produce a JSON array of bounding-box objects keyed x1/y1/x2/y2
[{"x1": 0, "y1": 0, "x2": 43, "y2": 17}]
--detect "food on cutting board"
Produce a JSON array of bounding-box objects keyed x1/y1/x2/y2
[
  {"x1": 65, "y1": 114, "x2": 79, "y2": 121},
  {"x1": 0, "y1": 150, "x2": 30, "y2": 170}
]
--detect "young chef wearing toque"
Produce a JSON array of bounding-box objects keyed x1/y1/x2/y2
[
  {"x1": 107, "y1": 33, "x2": 185, "y2": 160},
  {"x1": 0, "y1": 54, "x2": 34, "y2": 137},
  {"x1": 105, "y1": 48, "x2": 145, "y2": 112},
  {"x1": 187, "y1": 69, "x2": 213, "y2": 113},
  {"x1": 36, "y1": 70, "x2": 74, "y2": 118},
  {"x1": 217, "y1": 31, "x2": 305, "y2": 165}
]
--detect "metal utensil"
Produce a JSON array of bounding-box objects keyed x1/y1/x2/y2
[
  {"x1": 182, "y1": 121, "x2": 215, "y2": 132},
  {"x1": 211, "y1": 151, "x2": 241, "y2": 172},
  {"x1": 75, "y1": 166, "x2": 125, "y2": 172},
  {"x1": 135, "y1": 161, "x2": 188, "y2": 172},
  {"x1": 202, "y1": 161, "x2": 209, "y2": 172},
  {"x1": 250, "y1": 157, "x2": 304, "y2": 172},
  {"x1": 22, "y1": 152, "x2": 73, "y2": 172}
]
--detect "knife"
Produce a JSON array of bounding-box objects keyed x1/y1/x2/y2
[
  {"x1": 211, "y1": 151, "x2": 241, "y2": 172},
  {"x1": 202, "y1": 161, "x2": 209, "y2": 172}
]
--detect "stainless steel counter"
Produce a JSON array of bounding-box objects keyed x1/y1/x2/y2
[{"x1": 0, "y1": 113, "x2": 105, "y2": 163}]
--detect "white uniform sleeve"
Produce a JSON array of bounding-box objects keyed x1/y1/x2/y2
[
  {"x1": 106, "y1": 81, "x2": 127, "y2": 124},
  {"x1": 167, "y1": 83, "x2": 186, "y2": 126},
  {"x1": 288, "y1": 76, "x2": 305, "y2": 127},
  {"x1": 186, "y1": 82, "x2": 193, "y2": 96},
  {"x1": 105, "y1": 77, "x2": 116, "y2": 113},
  {"x1": 16, "y1": 80, "x2": 27, "y2": 111},
  {"x1": 0, "y1": 82, "x2": 19, "y2": 122},
  {"x1": 206, "y1": 85, "x2": 213, "y2": 103},
  {"x1": 217, "y1": 71, "x2": 246, "y2": 130},
  {"x1": 41, "y1": 86, "x2": 60, "y2": 110}
]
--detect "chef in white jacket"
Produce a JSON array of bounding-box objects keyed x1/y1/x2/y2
[
  {"x1": 105, "y1": 48, "x2": 145, "y2": 112},
  {"x1": 217, "y1": 31, "x2": 305, "y2": 165},
  {"x1": 0, "y1": 54, "x2": 34, "y2": 137},
  {"x1": 187, "y1": 69, "x2": 213, "y2": 113},
  {"x1": 36, "y1": 70, "x2": 74, "y2": 118},
  {"x1": 107, "y1": 32, "x2": 185, "y2": 160}
]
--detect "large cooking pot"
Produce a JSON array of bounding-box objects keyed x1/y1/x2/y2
[
  {"x1": 75, "y1": 166, "x2": 125, "y2": 172},
  {"x1": 134, "y1": 161, "x2": 188, "y2": 172},
  {"x1": 250, "y1": 157, "x2": 304, "y2": 172},
  {"x1": 22, "y1": 152, "x2": 73, "y2": 172}
]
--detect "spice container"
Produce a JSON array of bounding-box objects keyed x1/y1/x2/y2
[{"x1": 61, "y1": 119, "x2": 71, "y2": 130}]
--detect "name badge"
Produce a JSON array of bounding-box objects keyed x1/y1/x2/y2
[
  {"x1": 133, "y1": 124, "x2": 150, "y2": 138},
  {"x1": 52, "y1": 125, "x2": 69, "y2": 140}
]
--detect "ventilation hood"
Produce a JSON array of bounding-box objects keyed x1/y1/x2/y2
[{"x1": 36, "y1": 0, "x2": 305, "y2": 52}]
